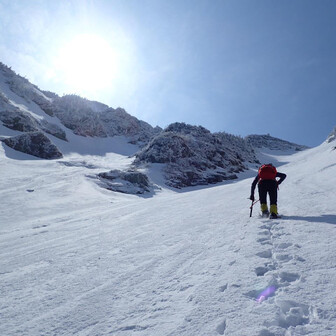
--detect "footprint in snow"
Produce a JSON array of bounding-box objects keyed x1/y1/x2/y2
[
  {"x1": 276, "y1": 242, "x2": 293, "y2": 250},
  {"x1": 256, "y1": 249, "x2": 273, "y2": 259},
  {"x1": 216, "y1": 319, "x2": 226, "y2": 335},
  {"x1": 278, "y1": 271, "x2": 300, "y2": 284},
  {"x1": 294, "y1": 255, "x2": 306, "y2": 262},
  {"x1": 255, "y1": 266, "x2": 269, "y2": 276},
  {"x1": 255, "y1": 260, "x2": 277, "y2": 276},
  {"x1": 258, "y1": 230, "x2": 271, "y2": 237},
  {"x1": 259, "y1": 329, "x2": 275, "y2": 336},
  {"x1": 260, "y1": 224, "x2": 271, "y2": 230},
  {"x1": 219, "y1": 284, "x2": 228, "y2": 292},
  {"x1": 275, "y1": 300, "x2": 311, "y2": 329},
  {"x1": 257, "y1": 237, "x2": 272, "y2": 245},
  {"x1": 274, "y1": 253, "x2": 292, "y2": 262}
]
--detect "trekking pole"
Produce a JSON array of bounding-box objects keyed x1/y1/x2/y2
[{"x1": 249, "y1": 199, "x2": 260, "y2": 217}]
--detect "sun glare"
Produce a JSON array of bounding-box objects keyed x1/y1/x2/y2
[{"x1": 55, "y1": 34, "x2": 119, "y2": 95}]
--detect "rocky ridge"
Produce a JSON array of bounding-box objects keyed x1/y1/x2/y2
[
  {"x1": 246, "y1": 134, "x2": 309, "y2": 151},
  {"x1": 134, "y1": 123, "x2": 259, "y2": 188},
  {"x1": 0, "y1": 62, "x2": 310, "y2": 191},
  {"x1": 0, "y1": 62, "x2": 160, "y2": 151}
]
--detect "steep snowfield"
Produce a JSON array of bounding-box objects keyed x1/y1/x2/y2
[{"x1": 1, "y1": 138, "x2": 336, "y2": 336}]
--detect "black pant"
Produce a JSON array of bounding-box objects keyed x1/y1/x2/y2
[{"x1": 258, "y1": 180, "x2": 277, "y2": 205}]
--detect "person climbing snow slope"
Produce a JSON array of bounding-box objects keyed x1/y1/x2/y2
[{"x1": 249, "y1": 163, "x2": 286, "y2": 219}]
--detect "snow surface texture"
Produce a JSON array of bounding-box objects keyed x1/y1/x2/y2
[{"x1": 1, "y1": 127, "x2": 336, "y2": 335}]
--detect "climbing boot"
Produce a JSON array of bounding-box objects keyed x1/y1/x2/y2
[
  {"x1": 269, "y1": 204, "x2": 278, "y2": 219},
  {"x1": 261, "y1": 203, "x2": 269, "y2": 217}
]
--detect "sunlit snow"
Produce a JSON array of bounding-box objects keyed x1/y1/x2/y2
[{"x1": 1, "y1": 134, "x2": 336, "y2": 335}]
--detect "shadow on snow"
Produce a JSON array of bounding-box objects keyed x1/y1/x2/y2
[{"x1": 283, "y1": 215, "x2": 336, "y2": 226}]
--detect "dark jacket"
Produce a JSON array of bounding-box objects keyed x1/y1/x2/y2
[{"x1": 251, "y1": 172, "x2": 286, "y2": 195}]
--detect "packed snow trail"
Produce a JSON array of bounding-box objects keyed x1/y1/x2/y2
[{"x1": 1, "y1": 141, "x2": 336, "y2": 335}]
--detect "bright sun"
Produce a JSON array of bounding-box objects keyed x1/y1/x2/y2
[{"x1": 56, "y1": 34, "x2": 119, "y2": 94}]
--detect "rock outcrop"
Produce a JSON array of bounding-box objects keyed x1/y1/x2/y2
[
  {"x1": 135, "y1": 123, "x2": 258, "y2": 188},
  {"x1": 97, "y1": 169, "x2": 155, "y2": 194},
  {"x1": 3, "y1": 132, "x2": 63, "y2": 159}
]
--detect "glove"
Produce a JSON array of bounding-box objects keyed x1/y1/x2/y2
[{"x1": 249, "y1": 195, "x2": 255, "y2": 201}]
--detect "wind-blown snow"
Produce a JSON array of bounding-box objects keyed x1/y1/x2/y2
[{"x1": 1, "y1": 134, "x2": 336, "y2": 335}]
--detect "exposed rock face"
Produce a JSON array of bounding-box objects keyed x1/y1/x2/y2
[
  {"x1": 51, "y1": 95, "x2": 107, "y2": 137},
  {"x1": 246, "y1": 134, "x2": 308, "y2": 151},
  {"x1": 99, "y1": 107, "x2": 159, "y2": 144},
  {"x1": 135, "y1": 123, "x2": 258, "y2": 188},
  {"x1": 215, "y1": 131, "x2": 259, "y2": 165},
  {"x1": 0, "y1": 63, "x2": 160, "y2": 147},
  {"x1": 51, "y1": 95, "x2": 161, "y2": 143},
  {"x1": 3, "y1": 132, "x2": 63, "y2": 159},
  {"x1": 326, "y1": 126, "x2": 336, "y2": 143},
  {"x1": 0, "y1": 108, "x2": 39, "y2": 132},
  {"x1": 39, "y1": 120, "x2": 67, "y2": 141},
  {"x1": 97, "y1": 169, "x2": 154, "y2": 194},
  {"x1": 0, "y1": 67, "x2": 67, "y2": 141},
  {"x1": 0, "y1": 107, "x2": 66, "y2": 141}
]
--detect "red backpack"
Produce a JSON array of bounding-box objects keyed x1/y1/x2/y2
[{"x1": 258, "y1": 164, "x2": 277, "y2": 180}]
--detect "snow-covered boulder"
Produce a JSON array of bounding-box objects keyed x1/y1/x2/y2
[
  {"x1": 135, "y1": 122, "x2": 258, "y2": 188},
  {"x1": 97, "y1": 169, "x2": 154, "y2": 194},
  {"x1": 2, "y1": 132, "x2": 63, "y2": 159}
]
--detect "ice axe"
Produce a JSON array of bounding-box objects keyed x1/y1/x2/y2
[{"x1": 249, "y1": 199, "x2": 259, "y2": 217}]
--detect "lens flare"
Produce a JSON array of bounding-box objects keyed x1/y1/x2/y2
[{"x1": 256, "y1": 286, "x2": 276, "y2": 303}]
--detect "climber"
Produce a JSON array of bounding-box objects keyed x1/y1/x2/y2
[{"x1": 249, "y1": 163, "x2": 286, "y2": 219}]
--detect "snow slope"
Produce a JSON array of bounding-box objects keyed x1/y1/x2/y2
[{"x1": 1, "y1": 137, "x2": 336, "y2": 336}]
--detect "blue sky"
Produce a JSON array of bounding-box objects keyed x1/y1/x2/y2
[{"x1": 1, "y1": 0, "x2": 335, "y2": 146}]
